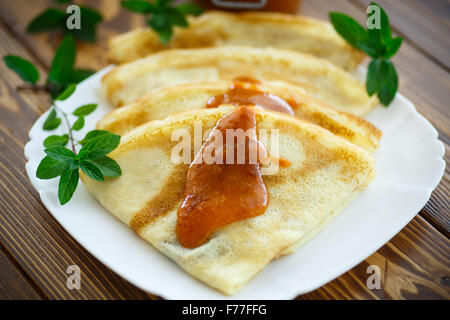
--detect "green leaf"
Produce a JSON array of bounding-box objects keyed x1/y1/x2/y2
[
  {"x1": 47, "y1": 35, "x2": 76, "y2": 86},
  {"x1": 55, "y1": 83, "x2": 76, "y2": 101},
  {"x1": 26, "y1": 8, "x2": 66, "y2": 33},
  {"x1": 43, "y1": 134, "x2": 69, "y2": 148},
  {"x1": 366, "y1": 59, "x2": 381, "y2": 96},
  {"x1": 72, "y1": 116, "x2": 85, "y2": 131},
  {"x1": 68, "y1": 6, "x2": 103, "y2": 42},
  {"x1": 384, "y1": 37, "x2": 402, "y2": 59},
  {"x1": 368, "y1": 2, "x2": 392, "y2": 46},
  {"x1": 36, "y1": 155, "x2": 70, "y2": 179},
  {"x1": 3, "y1": 55, "x2": 39, "y2": 84},
  {"x1": 67, "y1": 69, "x2": 95, "y2": 84},
  {"x1": 155, "y1": 0, "x2": 174, "y2": 7},
  {"x1": 80, "y1": 161, "x2": 104, "y2": 181},
  {"x1": 121, "y1": 0, "x2": 155, "y2": 13},
  {"x1": 166, "y1": 8, "x2": 188, "y2": 27},
  {"x1": 43, "y1": 109, "x2": 61, "y2": 131},
  {"x1": 377, "y1": 61, "x2": 398, "y2": 106},
  {"x1": 78, "y1": 133, "x2": 121, "y2": 160},
  {"x1": 79, "y1": 130, "x2": 111, "y2": 146},
  {"x1": 73, "y1": 103, "x2": 97, "y2": 116},
  {"x1": 55, "y1": 0, "x2": 71, "y2": 3},
  {"x1": 175, "y1": 3, "x2": 203, "y2": 16},
  {"x1": 366, "y1": 59, "x2": 398, "y2": 106},
  {"x1": 88, "y1": 156, "x2": 121, "y2": 177},
  {"x1": 329, "y1": 12, "x2": 369, "y2": 50},
  {"x1": 58, "y1": 168, "x2": 79, "y2": 205},
  {"x1": 148, "y1": 15, "x2": 173, "y2": 44},
  {"x1": 45, "y1": 146, "x2": 76, "y2": 161}
]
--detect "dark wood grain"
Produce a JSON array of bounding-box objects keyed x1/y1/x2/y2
[
  {"x1": 0, "y1": 245, "x2": 42, "y2": 300},
  {"x1": 0, "y1": 0, "x2": 448, "y2": 300},
  {"x1": 297, "y1": 216, "x2": 450, "y2": 300}
]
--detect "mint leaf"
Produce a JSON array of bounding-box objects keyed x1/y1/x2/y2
[
  {"x1": 329, "y1": 12, "x2": 368, "y2": 51},
  {"x1": 45, "y1": 146, "x2": 76, "y2": 161},
  {"x1": 47, "y1": 35, "x2": 76, "y2": 88},
  {"x1": 72, "y1": 116, "x2": 85, "y2": 131},
  {"x1": 79, "y1": 130, "x2": 111, "y2": 146},
  {"x1": 55, "y1": 83, "x2": 76, "y2": 101},
  {"x1": 68, "y1": 6, "x2": 103, "y2": 43},
  {"x1": 367, "y1": 59, "x2": 398, "y2": 106},
  {"x1": 176, "y1": 3, "x2": 203, "y2": 16},
  {"x1": 368, "y1": 2, "x2": 392, "y2": 46},
  {"x1": 167, "y1": 8, "x2": 188, "y2": 27},
  {"x1": 73, "y1": 103, "x2": 97, "y2": 116},
  {"x1": 78, "y1": 133, "x2": 121, "y2": 160},
  {"x1": 3, "y1": 55, "x2": 39, "y2": 84},
  {"x1": 121, "y1": 0, "x2": 155, "y2": 13},
  {"x1": 43, "y1": 134, "x2": 69, "y2": 148},
  {"x1": 36, "y1": 155, "x2": 70, "y2": 179},
  {"x1": 26, "y1": 8, "x2": 66, "y2": 33},
  {"x1": 384, "y1": 37, "x2": 402, "y2": 59},
  {"x1": 67, "y1": 69, "x2": 95, "y2": 84},
  {"x1": 88, "y1": 156, "x2": 121, "y2": 177},
  {"x1": 43, "y1": 109, "x2": 61, "y2": 131},
  {"x1": 58, "y1": 168, "x2": 79, "y2": 205},
  {"x1": 80, "y1": 161, "x2": 104, "y2": 181}
]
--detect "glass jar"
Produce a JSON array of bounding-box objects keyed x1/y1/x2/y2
[{"x1": 194, "y1": 0, "x2": 302, "y2": 14}]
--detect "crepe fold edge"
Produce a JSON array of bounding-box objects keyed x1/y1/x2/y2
[{"x1": 81, "y1": 107, "x2": 376, "y2": 295}]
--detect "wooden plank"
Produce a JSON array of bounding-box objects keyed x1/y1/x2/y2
[
  {"x1": 299, "y1": 0, "x2": 449, "y2": 236},
  {"x1": 351, "y1": 0, "x2": 450, "y2": 69},
  {"x1": 298, "y1": 216, "x2": 450, "y2": 300},
  {"x1": 0, "y1": 246, "x2": 43, "y2": 299}
]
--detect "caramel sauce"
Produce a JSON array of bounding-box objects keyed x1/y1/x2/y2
[
  {"x1": 177, "y1": 106, "x2": 269, "y2": 248},
  {"x1": 206, "y1": 82, "x2": 295, "y2": 116}
]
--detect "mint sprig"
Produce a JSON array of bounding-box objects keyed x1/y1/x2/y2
[
  {"x1": 4, "y1": 35, "x2": 121, "y2": 206},
  {"x1": 330, "y1": 2, "x2": 402, "y2": 106},
  {"x1": 121, "y1": 0, "x2": 203, "y2": 44},
  {"x1": 36, "y1": 85, "x2": 121, "y2": 205},
  {"x1": 26, "y1": 0, "x2": 102, "y2": 43}
]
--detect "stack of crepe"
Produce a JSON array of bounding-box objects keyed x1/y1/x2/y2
[{"x1": 81, "y1": 11, "x2": 381, "y2": 295}]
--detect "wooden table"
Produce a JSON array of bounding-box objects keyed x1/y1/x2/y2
[{"x1": 0, "y1": 0, "x2": 448, "y2": 300}]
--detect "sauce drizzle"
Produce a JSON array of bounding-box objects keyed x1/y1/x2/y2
[
  {"x1": 176, "y1": 106, "x2": 269, "y2": 248},
  {"x1": 206, "y1": 82, "x2": 296, "y2": 116}
]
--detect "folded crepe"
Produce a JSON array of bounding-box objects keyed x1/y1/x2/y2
[
  {"x1": 82, "y1": 106, "x2": 376, "y2": 295},
  {"x1": 108, "y1": 11, "x2": 365, "y2": 71},
  {"x1": 98, "y1": 80, "x2": 381, "y2": 152},
  {"x1": 103, "y1": 46, "x2": 377, "y2": 114}
]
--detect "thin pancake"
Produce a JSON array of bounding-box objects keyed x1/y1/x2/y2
[
  {"x1": 98, "y1": 81, "x2": 381, "y2": 152},
  {"x1": 81, "y1": 106, "x2": 376, "y2": 295},
  {"x1": 102, "y1": 46, "x2": 377, "y2": 114},
  {"x1": 108, "y1": 11, "x2": 365, "y2": 71}
]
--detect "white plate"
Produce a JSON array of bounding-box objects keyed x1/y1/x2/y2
[{"x1": 24, "y1": 66, "x2": 445, "y2": 299}]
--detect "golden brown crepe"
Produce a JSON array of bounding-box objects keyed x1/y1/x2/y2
[
  {"x1": 81, "y1": 106, "x2": 376, "y2": 295},
  {"x1": 102, "y1": 46, "x2": 377, "y2": 114},
  {"x1": 98, "y1": 80, "x2": 381, "y2": 152},
  {"x1": 108, "y1": 11, "x2": 365, "y2": 71}
]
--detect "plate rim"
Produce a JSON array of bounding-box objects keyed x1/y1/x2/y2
[{"x1": 23, "y1": 66, "x2": 446, "y2": 299}]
